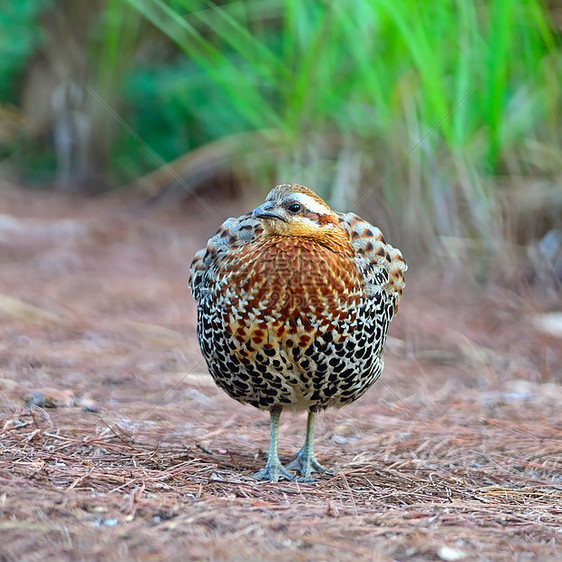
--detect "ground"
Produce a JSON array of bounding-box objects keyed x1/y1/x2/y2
[{"x1": 0, "y1": 181, "x2": 560, "y2": 561}]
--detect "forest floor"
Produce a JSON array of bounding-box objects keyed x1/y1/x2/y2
[{"x1": 0, "y1": 181, "x2": 560, "y2": 561}]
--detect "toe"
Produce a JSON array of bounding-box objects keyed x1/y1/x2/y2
[
  {"x1": 253, "y1": 463, "x2": 295, "y2": 482},
  {"x1": 286, "y1": 453, "x2": 331, "y2": 478}
]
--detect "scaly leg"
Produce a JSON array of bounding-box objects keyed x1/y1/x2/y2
[
  {"x1": 286, "y1": 408, "x2": 331, "y2": 478},
  {"x1": 253, "y1": 407, "x2": 294, "y2": 482}
]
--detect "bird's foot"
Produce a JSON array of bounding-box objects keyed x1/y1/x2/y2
[
  {"x1": 253, "y1": 460, "x2": 295, "y2": 482},
  {"x1": 286, "y1": 447, "x2": 332, "y2": 480}
]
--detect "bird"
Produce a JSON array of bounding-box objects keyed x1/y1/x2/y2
[{"x1": 189, "y1": 184, "x2": 406, "y2": 482}]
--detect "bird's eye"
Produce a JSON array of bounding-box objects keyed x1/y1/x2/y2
[{"x1": 287, "y1": 203, "x2": 302, "y2": 213}]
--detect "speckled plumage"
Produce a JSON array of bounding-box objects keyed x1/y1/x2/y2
[{"x1": 189, "y1": 184, "x2": 406, "y2": 480}]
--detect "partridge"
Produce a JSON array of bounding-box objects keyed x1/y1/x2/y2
[{"x1": 189, "y1": 184, "x2": 406, "y2": 481}]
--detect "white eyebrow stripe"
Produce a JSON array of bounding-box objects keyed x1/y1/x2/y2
[{"x1": 292, "y1": 193, "x2": 330, "y2": 215}]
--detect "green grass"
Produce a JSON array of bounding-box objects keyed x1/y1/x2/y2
[
  {"x1": 1, "y1": 0, "x2": 559, "y2": 272},
  {"x1": 122, "y1": 0, "x2": 559, "y2": 267}
]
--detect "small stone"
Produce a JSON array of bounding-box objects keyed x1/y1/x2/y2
[{"x1": 437, "y1": 546, "x2": 467, "y2": 561}]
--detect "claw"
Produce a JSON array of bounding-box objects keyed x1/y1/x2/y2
[
  {"x1": 286, "y1": 447, "x2": 332, "y2": 479},
  {"x1": 253, "y1": 461, "x2": 295, "y2": 482}
]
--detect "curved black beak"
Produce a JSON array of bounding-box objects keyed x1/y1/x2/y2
[{"x1": 252, "y1": 202, "x2": 287, "y2": 222}]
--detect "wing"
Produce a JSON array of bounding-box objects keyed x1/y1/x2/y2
[
  {"x1": 189, "y1": 212, "x2": 264, "y2": 301},
  {"x1": 336, "y1": 212, "x2": 407, "y2": 316}
]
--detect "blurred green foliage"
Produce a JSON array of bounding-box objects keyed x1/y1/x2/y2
[
  {"x1": 0, "y1": 0, "x2": 561, "y2": 272},
  {"x1": 122, "y1": 0, "x2": 561, "y2": 259},
  {"x1": 0, "y1": 0, "x2": 51, "y2": 102}
]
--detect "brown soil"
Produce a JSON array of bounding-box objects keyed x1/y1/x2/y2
[{"x1": 0, "y1": 181, "x2": 560, "y2": 561}]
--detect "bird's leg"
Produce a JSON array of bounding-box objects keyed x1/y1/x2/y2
[
  {"x1": 253, "y1": 407, "x2": 294, "y2": 482},
  {"x1": 286, "y1": 408, "x2": 331, "y2": 478}
]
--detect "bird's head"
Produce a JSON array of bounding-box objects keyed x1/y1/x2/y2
[{"x1": 252, "y1": 184, "x2": 342, "y2": 241}]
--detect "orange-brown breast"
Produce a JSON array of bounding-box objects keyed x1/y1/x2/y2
[{"x1": 216, "y1": 235, "x2": 364, "y2": 347}]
